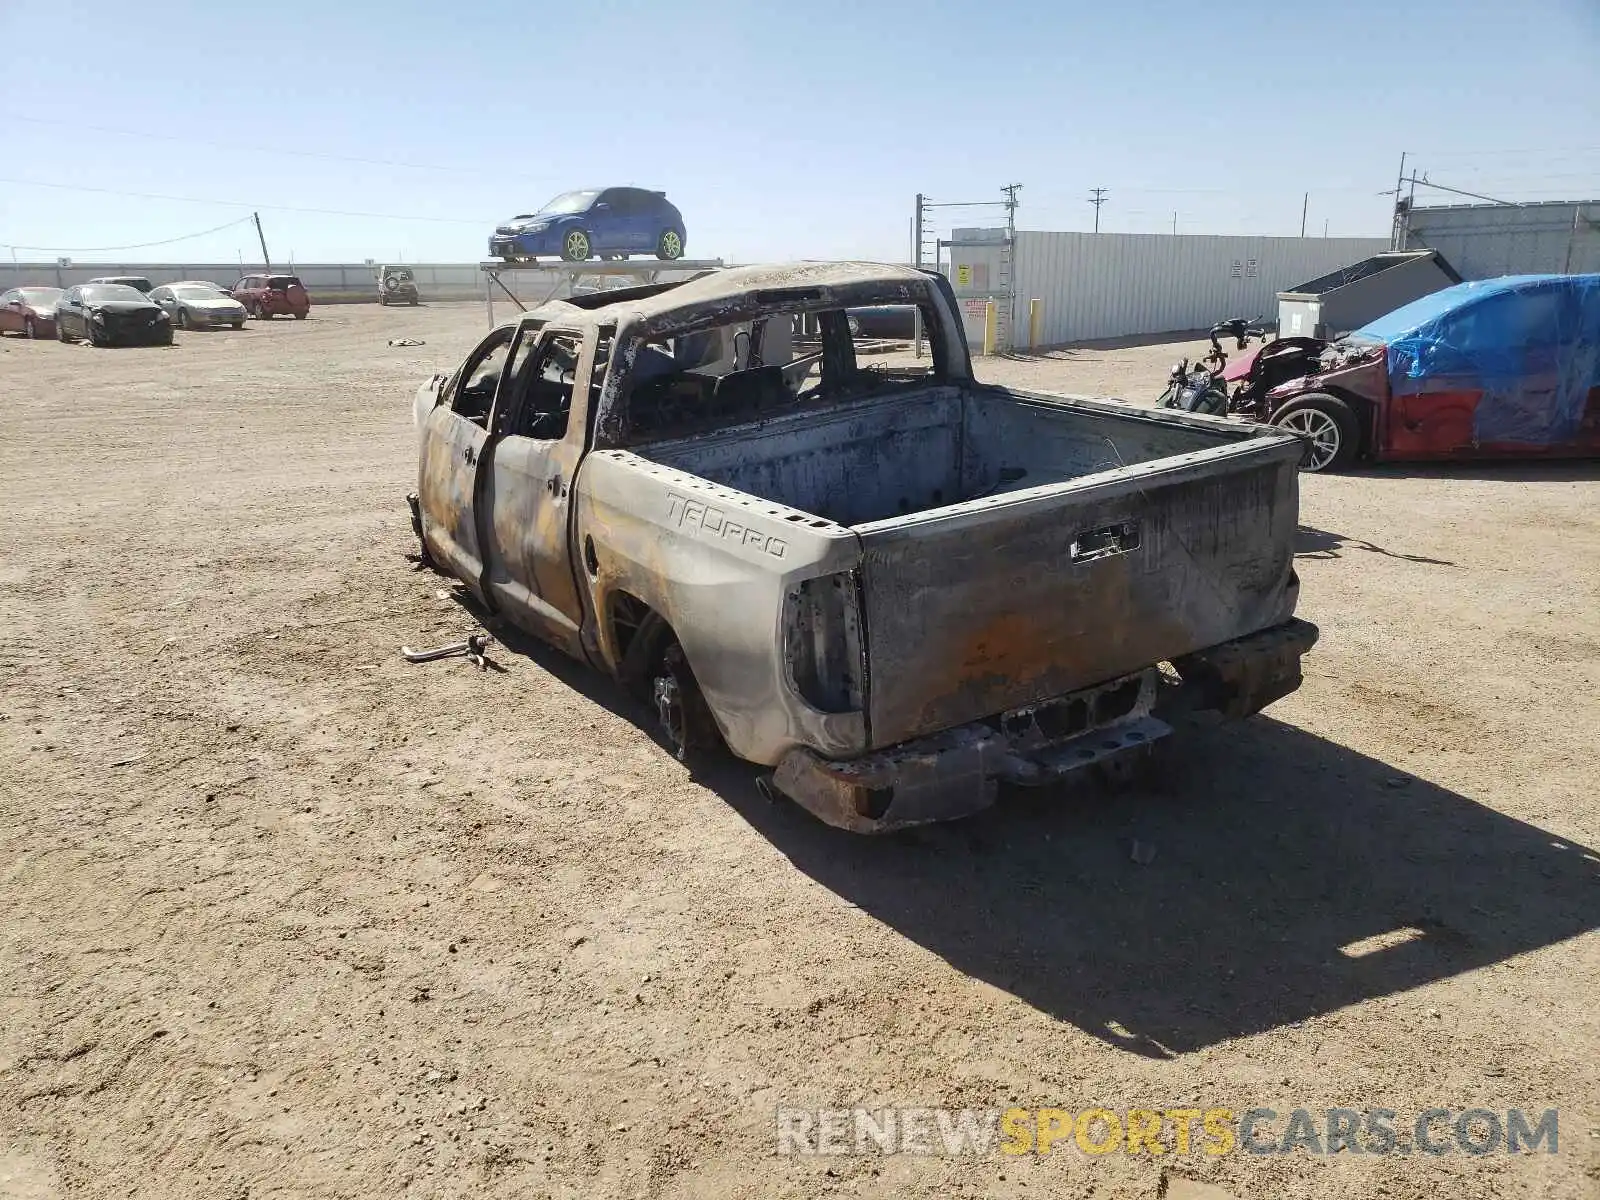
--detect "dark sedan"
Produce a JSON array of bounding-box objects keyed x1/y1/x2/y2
[
  {"x1": 0, "y1": 286, "x2": 63, "y2": 339},
  {"x1": 86, "y1": 275, "x2": 156, "y2": 295},
  {"x1": 55, "y1": 283, "x2": 173, "y2": 346}
]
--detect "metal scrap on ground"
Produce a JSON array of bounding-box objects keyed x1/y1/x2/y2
[{"x1": 401, "y1": 633, "x2": 492, "y2": 669}]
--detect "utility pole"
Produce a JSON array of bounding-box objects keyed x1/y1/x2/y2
[
  {"x1": 912, "y1": 193, "x2": 927, "y2": 269},
  {"x1": 1089, "y1": 187, "x2": 1109, "y2": 233},
  {"x1": 252, "y1": 211, "x2": 272, "y2": 270},
  {"x1": 1300, "y1": 192, "x2": 1309, "y2": 237},
  {"x1": 1001, "y1": 182, "x2": 1022, "y2": 242},
  {"x1": 1390, "y1": 151, "x2": 1407, "y2": 249},
  {"x1": 1172, "y1": 211, "x2": 1177, "y2": 235},
  {"x1": 912, "y1": 194, "x2": 926, "y2": 358}
]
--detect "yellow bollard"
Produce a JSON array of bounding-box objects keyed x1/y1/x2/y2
[
  {"x1": 983, "y1": 299, "x2": 996, "y2": 356},
  {"x1": 1029, "y1": 298, "x2": 1042, "y2": 350}
]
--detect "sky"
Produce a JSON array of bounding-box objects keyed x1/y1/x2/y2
[{"x1": 2, "y1": 0, "x2": 1598, "y2": 266}]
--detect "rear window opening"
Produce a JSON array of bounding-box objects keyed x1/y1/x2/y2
[
  {"x1": 620, "y1": 302, "x2": 948, "y2": 443},
  {"x1": 268, "y1": 276, "x2": 302, "y2": 289}
]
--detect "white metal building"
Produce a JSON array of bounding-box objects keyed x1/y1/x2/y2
[
  {"x1": 1401, "y1": 200, "x2": 1600, "y2": 279},
  {"x1": 945, "y1": 229, "x2": 1388, "y2": 349},
  {"x1": 947, "y1": 230, "x2": 1388, "y2": 350}
]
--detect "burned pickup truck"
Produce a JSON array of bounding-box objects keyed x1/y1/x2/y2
[{"x1": 409, "y1": 263, "x2": 1317, "y2": 832}]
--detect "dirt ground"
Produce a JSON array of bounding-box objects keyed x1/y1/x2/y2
[{"x1": 1, "y1": 302, "x2": 1597, "y2": 1200}]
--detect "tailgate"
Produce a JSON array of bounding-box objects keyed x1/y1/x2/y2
[{"x1": 855, "y1": 438, "x2": 1304, "y2": 749}]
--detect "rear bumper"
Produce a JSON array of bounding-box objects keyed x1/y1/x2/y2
[
  {"x1": 254, "y1": 298, "x2": 309, "y2": 316},
  {"x1": 772, "y1": 618, "x2": 1318, "y2": 833}
]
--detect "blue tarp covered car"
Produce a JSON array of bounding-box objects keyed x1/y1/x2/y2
[{"x1": 1261, "y1": 273, "x2": 1600, "y2": 470}]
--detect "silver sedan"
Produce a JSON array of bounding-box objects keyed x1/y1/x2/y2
[{"x1": 149, "y1": 284, "x2": 248, "y2": 330}]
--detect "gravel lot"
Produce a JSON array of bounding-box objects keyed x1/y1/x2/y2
[{"x1": 2, "y1": 301, "x2": 1597, "y2": 1200}]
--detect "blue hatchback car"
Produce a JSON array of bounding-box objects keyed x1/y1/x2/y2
[{"x1": 490, "y1": 187, "x2": 687, "y2": 263}]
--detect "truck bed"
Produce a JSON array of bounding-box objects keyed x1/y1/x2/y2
[
  {"x1": 635, "y1": 384, "x2": 1306, "y2": 749},
  {"x1": 635, "y1": 384, "x2": 1245, "y2": 526}
]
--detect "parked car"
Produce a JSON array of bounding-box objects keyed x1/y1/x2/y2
[
  {"x1": 149, "y1": 283, "x2": 248, "y2": 330},
  {"x1": 0, "y1": 286, "x2": 64, "y2": 339},
  {"x1": 377, "y1": 265, "x2": 419, "y2": 306},
  {"x1": 232, "y1": 273, "x2": 310, "y2": 319},
  {"x1": 87, "y1": 275, "x2": 156, "y2": 295},
  {"x1": 489, "y1": 187, "x2": 686, "y2": 263},
  {"x1": 169, "y1": 279, "x2": 232, "y2": 295},
  {"x1": 408, "y1": 262, "x2": 1316, "y2": 833},
  {"x1": 55, "y1": 283, "x2": 172, "y2": 346},
  {"x1": 1246, "y1": 274, "x2": 1600, "y2": 470}
]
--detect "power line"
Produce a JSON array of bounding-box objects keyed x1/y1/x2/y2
[
  {"x1": 0, "y1": 176, "x2": 491, "y2": 225},
  {"x1": 10, "y1": 114, "x2": 546, "y2": 180},
  {"x1": 0, "y1": 216, "x2": 254, "y2": 253},
  {"x1": 1418, "y1": 145, "x2": 1600, "y2": 159}
]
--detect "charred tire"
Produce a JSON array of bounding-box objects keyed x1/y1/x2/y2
[
  {"x1": 293, "y1": 312, "x2": 307, "y2": 320},
  {"x1": 405, "y1": 491, "x2": 436, "y2": 568},
  {"x1": 1270, "y1": 392, "x2": 1360, "y2": 472},
  {"x1": 57, "y1": 321, "x2": 73, "y2": 343},
  {"x1": 231, "y1": 321, "x2": 243, "y2": 330},
  {"x1": 177, "y1": 309, "x2": 190, "y2": 330},
  {"x1": 656, "y1": 230, "x2": 684, "y2": 260},
  {"x1": 24, "y1": 317, "x2": 37, "y2": 339},
  {"x1": 88, "y1": 324, "x2": 106, "y2": 347},
  {"x1": 561, "y1": 229, "x2": 592, "y2": 262},
  {"x1": 620, "y1": 611, "x2": 718, "y2": 763}
]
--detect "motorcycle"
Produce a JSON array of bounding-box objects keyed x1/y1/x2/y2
[
  {"x1": 1155, "y1": 318, "x2": 1264, "y2": 417},
  {"x1": 1156, "y1": 317, "x2": 1329, "y2": 423}
]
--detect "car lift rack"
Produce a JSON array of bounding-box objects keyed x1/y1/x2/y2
[{"x1": 479, "y1": 259, "x2": 724, "y2": 326}]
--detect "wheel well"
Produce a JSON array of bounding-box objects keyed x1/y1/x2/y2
[
  {"x1": 1275, "y1": 388, "x2": 1374, "y2": 457},
  {"x1": 1319, "y1": 388, "x2": 1375, "y2": 456},
  {"x1": 607, "y1": 590, "x2": 655, "y2": 666}
]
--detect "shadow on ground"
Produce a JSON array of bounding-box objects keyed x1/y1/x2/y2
[
  {"x1": 1295, "y1": 525, "x2": 1458, "y2": 566},
  {"x1": 470, "y1": 593, "x2": 1600, "y2": 1059},
  {"x1": 1349, "y1": 459, "x2": 1600, "y2": 484},
  {"x1": 711, "y1": 719, "x2": 1600, "y2": 1057}
]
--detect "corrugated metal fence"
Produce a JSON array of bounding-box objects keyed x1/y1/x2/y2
[
  {"x1": 1010, "y1": 232, "x2": 1387, "y2": 345},
  {"x1": 0, "y1": 261, "x2": 488, "y2": 303}
]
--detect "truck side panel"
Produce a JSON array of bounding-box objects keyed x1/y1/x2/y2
[{"x1": 572, "y1": 450, "x2": 867, "y2": 765}]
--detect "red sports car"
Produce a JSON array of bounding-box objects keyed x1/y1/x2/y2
[{"x1": 0, "y1": 286, "x2": 63, "y2": 339}]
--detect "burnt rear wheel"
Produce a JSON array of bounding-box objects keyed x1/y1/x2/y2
[{"x1": 620, "y1": 609, "x2": 718, "y2": 763}]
